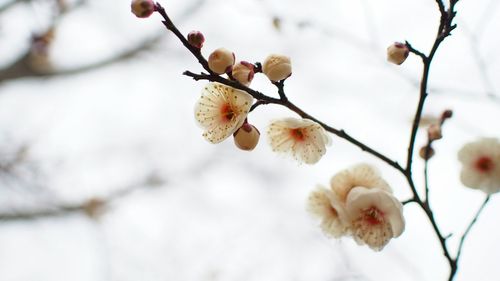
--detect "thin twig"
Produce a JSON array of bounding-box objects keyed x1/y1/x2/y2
[
  {"x1": 455, "y1": 195, "x2": 491, "y2": 264},
  {"x1": 152, "y1": 2, "x2": 474, "y2": 280},
  {"x1": 0, "y1": 174, "x2": 164, "y2": 221},
  {"x1": 403, "y1": 1, "x2": 461, "y2": 279},
  {"x1": 183, "y1": 71, "x2": 404, "y2": 172}
]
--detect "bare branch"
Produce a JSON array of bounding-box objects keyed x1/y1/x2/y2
[
  {"x1": 455, "y1": 195, "x2": 491, "y2": 264},
  {"x1": 0, "y1": 35, "x2": 162, "y2": 84},
  {"x1": 0, "y1": 0, "x2": 29, "y2": 13},
  {"x1": 0, "y1": 173, "x2": 165, "y2": 221}
]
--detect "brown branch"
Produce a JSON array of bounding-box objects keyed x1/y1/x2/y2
[
  {"x1": 0, "y1": 34, "x2": 163, "y2": 84},
  {"x1": 0, "y1": 0, "x2": 206, "y2": 84},
  {"x1": 403, "y1": 1, "x2": 461, "y2": 280},
  {"x1": 0, "y1": 173, "x2": 164, "y2": 221},
  {"x1": 455, "y1": 195, "x2": 491, "y2": 265},
  {"x1": 0, "y1": 0, "x2": 29, "y2": 13},
  {"x1": 153, "y1": 2, "x2": 477, "y2": 280},
  {"x1": 183, "y1": 71, "x2": 405, "y2": 172}
]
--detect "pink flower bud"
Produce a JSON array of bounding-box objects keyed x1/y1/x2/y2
[
  {"x1": 208, "y1": 48, "x2": 235, "y2": 74},
  {"x1": 441, "y1": 109, "x2": 453, "y2": 120},
  {"x1": 232, "y1": 61, "x2": 254, "y2": 86},
  {"x1": 187, "y1": 31, "x2": 205, "y2": 49},
  {"x1": 387, "y1": 42, "x2": 409, "y2": 65},
  {"x1": 131, "y1": 0, "x2": 155, "y2": 18},
  {"x1": 428, "y1": 124, "x2": 442, "y2": 141},
  {"x1": 262, "y1": 54, "x2": 292, "y2": 82},
  {"x1": 419, "y1": 145, "x2": 435, "y2": 160},
  {"x1": 233, "y1": 123, "x2": 260, "y2": 151}
]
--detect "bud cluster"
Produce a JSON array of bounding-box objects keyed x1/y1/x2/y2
[{"x1": 419, "y1": 109, "x2": 453, "y2": 160}]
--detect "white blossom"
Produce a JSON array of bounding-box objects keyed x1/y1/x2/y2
[
  {"x1": 345, "y1": 186, "x2": 405, "y2": 251},
  {"x1": 330, "y1": 163, "x2": 392, "y2": 202},
  {"x1": 307, "y1": 186, "x2": 349, "y2": 238},
  {"x1": 194, "y1": 82, "x2": 253, "y2": 143},
  {"x1": 262, "y1": 54, "x2": 292, "y2": 82},
  {"x1": 267, "y1": 118, "x2": 330, "y2": 164},
  {"x1": 458, "y1": 137, "x2": 500, "y2": 194}
]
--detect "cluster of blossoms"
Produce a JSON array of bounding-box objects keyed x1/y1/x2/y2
[
  {"x1": 458, "y1": 138, "x2": 500, "y2": 194},
  {"x1": 307, "y1": 164, "x2": 405, "y2": 251},
  {"x1": 131, "y1": 2, "x2": 499, "y2": 262},
  {"x1": 188, "y1": 26, "x2": 330, "y2": 164}
]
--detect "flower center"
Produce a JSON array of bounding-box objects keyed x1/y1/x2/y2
[
  {"x1": 220, "y1": 103, "x2": 234, "y2": 122},
  {"x1": 475, "y1": 156, "x2": 494, "y2": 173},
  {"x1": 362, "y1": 207, "x2": 384, "y2": 225},
  {"x1": 289, "y1": 128, "x2": 305, "y2": 141}
]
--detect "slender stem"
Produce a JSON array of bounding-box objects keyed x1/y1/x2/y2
[
  {"x1": 156, "y1": 3, "x2": 212, "y2": 74},
  {"x1": 182, "y1": 72, "x2": 405, "y2": 172},
  {"x1": 151, "y1": 2, "x2": 482, "y2": 281},
  {"x1": 424, "y1": 145, "x2": 431, "y2": 202},
  {"x1": 403, "y1": 1, "x2": 460, "y2": 279},
  {"x1": 455, "y1": 195, "x2": 491, "y2": 264}
]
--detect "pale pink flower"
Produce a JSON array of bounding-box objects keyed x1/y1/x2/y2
[
  {"x1": 262, "y1": 54, "x2": 292, "y2": 82},
  {"x1": 330, "y1": 163, "x2": 392, "y2": 202},
  {"x1": 208, "y1": 48, "x2": 235, "y2": 74},
  {"x1": 267, "y1": 118, "x2": 331, "y2": 164},
  {"x1": 345, "y1": 186, "x2": 405, "y2": 251},
  {"x1": 387, "y1": 42, "x2": 409, "y2": 65},
  {"x1": 307, "y1": 186, "x2": 349, "y2": 238},
  {"x1": 458, "y1": 137, "x2": 500, "y2": 194},
  {"x1": 308, "y1": 163, "x2": 405, "y2": 251},
  {"x1": 194, "y1": 82, "x2": 253, "y2": 143}
]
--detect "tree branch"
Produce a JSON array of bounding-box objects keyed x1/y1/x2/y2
[
  {"x1": 0, "y1": 174, "x2": 164, "y2": 221},
  {"x1": 455, "y1": 195, "x2": 491, "y2": 265}
]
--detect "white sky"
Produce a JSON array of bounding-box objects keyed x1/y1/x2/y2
[{"x1": 0, "y1": 0, "x2": 499, "y2": 281}]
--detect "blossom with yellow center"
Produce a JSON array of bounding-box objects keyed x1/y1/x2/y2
[
  {"x1": 345, "y1": 186, "x2": 404, "y2": 251},
  {"x1": 267, "y1": 118, "x2": 331, "y2": 164},
  {"x1": 458, "y1": 137, "x2": 500, "y2": 194},
  {"x1": 194, "y1": 82, "x2": 253, "y2": 143}
]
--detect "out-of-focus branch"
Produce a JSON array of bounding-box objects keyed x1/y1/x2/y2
[
  {"x1": 0, "y1": 173, "x2": 165, "y2": 221},
  {"x1": 0, "y1": 35, "x2": 162, "y2": 83},
  {"x1": 0, "y1": 0, "x2": 207, "y2": 85},
  {"x1": 0, "y1": 0, "x2": 30, "y2": 13},
  {"x1": 0, "y1": 145, "x2": 29, "y2": 173}
]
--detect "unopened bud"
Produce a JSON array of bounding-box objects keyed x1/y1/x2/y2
[
  {"x1": 131, "y1": 0, "x2": 156, "y2": 18},
  {"x1": 428, "y1": 124, "x2": 442, "y2": 141},
  {"x1": 83, "y1": 198, "x2": 106, "y2": 219},
  {"x1": 387, "y1": 42, "x2": 409, "y2": 65},
  {"x1": 233, "y1": 123, "x2": 260, "y2": 151},
  {"x1": 187, "y1": 31, "x2": 204, "y2": 49},
  {"x1": 262, "y1": 54, "x2": 292, "y2": 82},
  {"x1": 419, "y1": 145, "x2": 435, "y2": 160},
  {"x1": 232, "y1": 61, "x2": 254, "y2": 86},
  {"x1": 208, "y1": 48, "x2": 235, "y2": 74},
  {"x1": 441, "y1": 109, "x2": 453, "y2": 120}
]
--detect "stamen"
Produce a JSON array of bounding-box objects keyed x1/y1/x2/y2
[
  {"x1": 475, "y1": 156, "x2": 494, "y2": 173},
  {"x1": 290, "y1": 128, "x2": 305, "y2": 141},
  {"x1": 220, "y1": 103, "x2": 234, "y2": 122},
  {"x1": 362, "y1": 207, "x2": 384, "y2": 225}
]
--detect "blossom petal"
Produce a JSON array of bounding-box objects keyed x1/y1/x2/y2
[
  {"x1": 345, "y1": 186, "x2": 405, "y2": 251},
  {"x1": 457, "y1": 137, "x2": 500, "y2": 194},
  {"x1": 307, "y1": 186, "x2": 349, "y2": 238},
  {"x1": 194, "y1": 82, "x2": 253, "y2": 143},
  {"x1": 268, "y1": 117, "x2": 330, "y2": 164},
  {"x1": 330, "y1": 163, "x2": 392, "y2": 202}
]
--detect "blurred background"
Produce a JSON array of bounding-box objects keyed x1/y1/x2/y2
[{"x1": 0, "y1": 0, "x2": 499, "y2": 280}]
